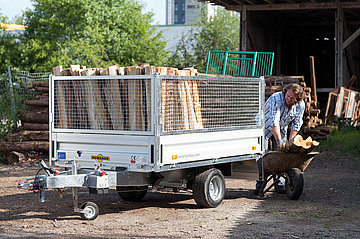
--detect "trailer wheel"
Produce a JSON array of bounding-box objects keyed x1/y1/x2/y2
[
  {"x1": 80, "y1": 201, "x2": 99, "y2": 220},
  {"x1": 193, "y1": 168, "x2": 225, "y2": 208},
  {"x1": 285, "y1": 168, "x2": 304, "y2": 200},
  {"x1": 117, "y1": 186, "x2": 148, "y2": 202}
]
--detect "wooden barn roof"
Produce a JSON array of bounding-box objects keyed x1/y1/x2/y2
[
  {"x1": 199, "y1": 0, "x2": 360, "y2": 25},
  {"x1": 199, "y1": 0, "x2": 360, "y2": 11}
]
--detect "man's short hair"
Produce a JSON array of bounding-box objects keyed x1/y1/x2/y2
[{"x1": 283, "y1": 83, "x2": 304, "y2": 102}]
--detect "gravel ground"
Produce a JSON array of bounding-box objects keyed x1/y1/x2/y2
[{"x1": 0, "y1": 149, "x2": 359, "y2": 239}]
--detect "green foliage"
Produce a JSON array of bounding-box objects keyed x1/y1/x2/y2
[
  {"x1": 0, "y1": 30, "x2": 23, "y2": 74},
  {"x1": 168, "y1": 8, "x2": 240, "y2": 72},
  {"x1": 0, "y1": 77, "x2": 15, "y2": 142},
  {"x1": 1, "y1": 0, "x2": 168, "y2": 73},
  {"x1": 320, "y1": 128, "x2": 360, "y2": 158}
]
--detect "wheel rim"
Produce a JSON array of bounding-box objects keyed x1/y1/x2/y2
[
  {"x1": 83, "y1": 206, "x2": 96, "y2": 219},
  {"x1": 209, "y1": 175, "x2": 223, "y2": 201},
  {"x1": 286, "y1": 174, "x2": 295, "y2": 191}
]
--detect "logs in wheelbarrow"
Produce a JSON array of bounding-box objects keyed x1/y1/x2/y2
[{"x1": 259, "y1": 151, "x2": 318, "y2": 200}]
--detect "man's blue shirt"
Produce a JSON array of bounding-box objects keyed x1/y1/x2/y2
[{"x1": 264, "y1": 92, "x2": 305, "y2": 140}]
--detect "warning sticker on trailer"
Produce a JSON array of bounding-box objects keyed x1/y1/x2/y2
[{"x1": 91, "y1": 154, "x2": 110, "y2": 162}]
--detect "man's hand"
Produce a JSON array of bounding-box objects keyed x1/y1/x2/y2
[{"x1": 275, "y1": 139, "x2": 288, "y2": 151}]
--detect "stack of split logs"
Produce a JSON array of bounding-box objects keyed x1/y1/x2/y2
[
  {"x1": 265, "y1": 75, "x2": 330, "y2": 140},
  {"x1": 0, "y1": 81, "x2": 49, "y2": 163},
  {"x1": 324, "y1": 86, "x2": 360, "y2": 127},
  {"x1": 52, "y1": 64, "x2": 203, "y2": 132}
]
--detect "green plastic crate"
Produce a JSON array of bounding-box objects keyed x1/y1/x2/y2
[{"x1": 205, "y1": 50, "x2": 274, "y2": 77}]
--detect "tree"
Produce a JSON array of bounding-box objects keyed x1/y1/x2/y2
[
  {"x1": 16, "y1": 0, "x2": 168, "y2": 72},
  {"x1": 0, "y1": 14, "x2": 23, "y2": 74},
  {"x1": 168, "y1": 8, "x2": 240, "y2": 73}
]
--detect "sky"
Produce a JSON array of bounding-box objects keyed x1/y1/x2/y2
[{"x1": 0, "y1": 0, "x2": 166, "y2": 24}]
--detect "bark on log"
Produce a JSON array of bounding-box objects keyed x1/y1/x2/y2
[
  {"x1": 20, "y1": 108, "x2": 48, "y2": 123},
  {"x1": 32, "y1": 81, "x2": 49, "y2": 88},
  {"x1": 21, "y1": 123, "x2": 49, "y2": 131},
  {"x1": 25, "y1": 99, "x2": 49, "y2": 107},
  {"x1": 317, "y1": 126, "x2": 331, "y2": 134},
  {"x1": 36, "y1": 95, "x2": 49, "y2": 100},
  {"x1": 0, "y1": 141, "x2": 49, "y2": 152},
  {"x1": 7, "y1": 130, "x2": 49, "y2": 142},
  {"x1": 6, "y1": 151, "x2": 26, "y2": 164},
  {"x1": 34, "y1": 86, "x2": 49, "y2": 93}
]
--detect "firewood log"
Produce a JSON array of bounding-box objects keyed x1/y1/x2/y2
[
  {"x1": 24, "y1": 99, "x2": 49, "y2": 107},
  {"x1": 7, "y1": 131, "x2": 49, "y2": 142},
  {"x1": 0, "y1": 141, "x2": 49, "y2": 152},
  {"x1": 21, "y1": 123, "x2": 49, "y2": 131},
  {"x1": 32, "y1": 81, "x2": 49, "y2": 88},
  {"x1": 20, "y1": 108, "x2": 48, "y2": 123},
  {"x1": 6, "y1": 151, "x2": 25, "y2": 164},
  {"x1": 286, "y1": 135, "x2": 319, "y2": 154},
  {"x1": 33, "y1": 86, "x2": 49, "y2": 93}
]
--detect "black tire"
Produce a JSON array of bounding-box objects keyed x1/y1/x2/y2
[
  {"x1": 193, "y1": 168, "x2": 225, "y2": 208},
  {"x1": 80, "y1": 201, "x2": 99, "y2": 220},
  {"x1": 117, "y1": 186, "x2": 148, "y2": 202},
  {"x1": 285, "y1": 168, "x2": 304, "y2": 200}
]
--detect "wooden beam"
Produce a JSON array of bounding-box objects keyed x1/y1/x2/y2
[
  {"x1": 244, "y1": 0, "x2": 256, "y2": 5},
  {"x1": 343, "y1": 27, "x2": 360, "y2": 49},
  {"x1": 226, "y1": 2, "x2": 360, "y2": 11},
  {"x1": 309, "y1": 56, "x2": 318, "y2": 103},
  {"x1": 240, "y1": 5, "x2": 247, "y2": 51},
  {"x1": 335, "y1": 2, "x2": 344, "y2": 88}
]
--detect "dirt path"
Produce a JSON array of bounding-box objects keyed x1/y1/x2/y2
[{"x1": 0, "y1": 150, "x2": 359, "y2": 238}]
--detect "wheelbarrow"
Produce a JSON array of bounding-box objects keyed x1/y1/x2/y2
[{"x1": 258, "y1": 151, "x2": 318, "y2": 200}]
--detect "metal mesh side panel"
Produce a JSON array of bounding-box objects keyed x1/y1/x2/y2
[
  {"x1": 206, "y1": 50, "x2": 226, "y2": 75},
  {"x1": 53, "y1": 78, "x2": 151, "y2": 131},
  {"x1": 225, "y1": 57, "x2": 254, "y2": 77},
  {"x1": 206, "y1": 50, "x2": 274, "y2": 77},
  {"x1": 254, "y1": 52, "x2": 274, "y2": 77},
  {"x1": 161, "y1": 77, "x2": 260, "y2": 132}
]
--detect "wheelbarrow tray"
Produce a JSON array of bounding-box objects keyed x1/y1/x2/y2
[{"x1": 262, "y1": 151, "x2": 318, "y2": 174}]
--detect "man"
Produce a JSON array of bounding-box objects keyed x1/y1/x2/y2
[{"x1": 255, "y1": 83, "x2": 305, "y2": 194}]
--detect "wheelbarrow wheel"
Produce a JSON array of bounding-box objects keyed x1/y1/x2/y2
[
  {"x1": 193, "y1": 168, "x2": 225, "y2": 208},
  {"x1": 285, "y1": 168, "x2": 304, "y2": 200}
]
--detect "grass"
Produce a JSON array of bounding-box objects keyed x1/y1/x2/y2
[{"x1": 320, "y1": 127, "x2": 360, "y2": 158}]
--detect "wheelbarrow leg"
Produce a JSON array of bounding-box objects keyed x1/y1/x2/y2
[{"x1": 259, "y1": 175, "x2": 281, "y2": 196}]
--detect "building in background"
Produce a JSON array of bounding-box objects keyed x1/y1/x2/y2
[
  {"x1": 166, "y1": 0, "x2": 217, "y2": 25},
  {"x1": 160, "y1": 0, "x2": 220, "y2": 51}
]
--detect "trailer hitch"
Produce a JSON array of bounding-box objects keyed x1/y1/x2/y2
[{"x1": 17, "y1": 153, "x2": 59, "y2": 202}]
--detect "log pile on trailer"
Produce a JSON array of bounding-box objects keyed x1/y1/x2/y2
[{"x1": 52, "y1": 64, "x2": 204, "y2": 132}]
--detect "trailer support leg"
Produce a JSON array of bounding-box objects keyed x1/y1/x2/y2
[{"x1": 72, "y1": 187, "x2": 80, "y2": 213}]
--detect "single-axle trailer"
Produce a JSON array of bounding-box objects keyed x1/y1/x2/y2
[{"x1": 19, "y1": 74, "x2": 265, "y2": 220}]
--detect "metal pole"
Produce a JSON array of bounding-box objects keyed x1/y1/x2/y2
[{"x1": 7, "y1": 66, "x2": 17, "y2": 129}]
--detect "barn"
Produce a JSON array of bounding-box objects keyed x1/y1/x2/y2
[{"x1": 200, "y1": 0, "x2": 360, "y2": 110}]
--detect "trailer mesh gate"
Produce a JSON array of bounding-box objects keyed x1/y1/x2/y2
[{"x1": 53, "y1": 75, "x2": 261, "y2": 133}]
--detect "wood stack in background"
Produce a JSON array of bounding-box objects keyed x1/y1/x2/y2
[
  {"x1": 0, "y1": 81, "x2": 49, "y2": 163},
  {"x1": 52, "y1": 64, "x2": 203, "y2": 132},
  {"x1": 324, "y1": 86, "x2": 360, "y2": 127},
  {"x1": 265, "y1": 75, "x2": 330, "y2": 140}
]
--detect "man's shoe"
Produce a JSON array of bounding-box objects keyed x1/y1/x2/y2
[
  {"x1": 274, "y1": 184, "x2": 286, "y2": 194},
  {"x1": 253, "y1": 180, "x2": 263, "y2": 195},
  {"x1": 274, "y1": 176, "x2": 286, "y2": 194}
]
